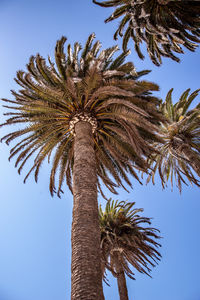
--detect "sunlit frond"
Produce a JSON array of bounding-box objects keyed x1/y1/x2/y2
[
  {"x1": 147, "y1": 89, "x2": 200, "y2": 192},
  {"x1": 1, "y1": 34, "x2": 163, "y2": 197}
]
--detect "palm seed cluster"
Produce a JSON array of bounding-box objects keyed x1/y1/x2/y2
[{"x1": 69, "y1": 112, "x2": 98, "y2": 135}]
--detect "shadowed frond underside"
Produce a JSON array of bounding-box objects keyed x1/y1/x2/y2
[
  {"x1": 93, "y1": 0, "x2": 200, "y2": 66},
  {"x1": 99, "y1": 199, "x2": 161, "y2": 282}
]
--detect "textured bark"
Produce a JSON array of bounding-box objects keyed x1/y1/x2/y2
[
  {"x1": 115, "y1": 257, "x2": 129, "y2": 300},
  {"x1": 71, "y1": 121, "x2": 104, "y2": 300}
]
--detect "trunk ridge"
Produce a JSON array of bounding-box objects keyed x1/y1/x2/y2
[
  {"x1": 71, "y1": 121, "x2": 104, "y2": 300},
  {"x1": 115, "y1": 255, "x2": 130, "y2": 300}
]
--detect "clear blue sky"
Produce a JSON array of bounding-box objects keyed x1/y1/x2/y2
[{"x1": 0, "y1": 1, "x2": 199, "y2": 300}]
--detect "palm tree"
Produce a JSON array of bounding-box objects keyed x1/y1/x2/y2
[
  {"x1": 0, "y1": 34, "x2": 163, "y2": 300},
  {"x1": 99, "y1": 199, "x2": 161, "y2": 300},
  {"x1": 93, "y1": 0, "x2": 200, "y2": 66},
  {"x1": 147, "y1": 88, "x2": 200, "y2": 192}
]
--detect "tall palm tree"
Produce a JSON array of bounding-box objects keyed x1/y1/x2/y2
[
  {"x1": 0, "y1": 34, "x2": 163, "y2": 300},
  {"x1": 147, "y1": 88, "x2": 200, "y2": 192},
  {"x1": 99, "y1": 199, "x2": 161, "y2": 300},
  {"x1": 93, "y1": 0, "x2": 200, "y2": 66}
]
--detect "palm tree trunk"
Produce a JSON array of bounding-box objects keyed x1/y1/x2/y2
[
  {"x1": 71, "y1": 121, "x2": 104, "y2": 300},
  {"x1": 115, "y1": 258, "x2": 129, "y2": 300}
]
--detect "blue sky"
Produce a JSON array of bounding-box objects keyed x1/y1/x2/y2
[{"x1": 0, "y1": 1, "x2": 199, "y2": 300}]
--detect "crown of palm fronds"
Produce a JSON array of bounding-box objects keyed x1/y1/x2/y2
[
  {"x1": 93, "y1": 0, "x2": 200, "y2": 66},
  {"x1": 147, "y1": 88, "x2": 200, "y2": 192},
  {"x1": 0, "y1": 34, "x2": 163, "y2": 198},
  {"x1": 99, "y1": 199, "x2": 161, "y2": 281}
]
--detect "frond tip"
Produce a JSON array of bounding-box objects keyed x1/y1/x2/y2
[
  {"x1": 147, "y1": 88, "x2": 200, "y2": 192},
  {"x1": 94, "y1": 0, "x2": 200, "y2": 66},
  {"x1": 0, "y1": 34, "x2": 162, "y2": 197},
  {"x1": 99, "y1": 199, "x2": 162, "y2": 281}
]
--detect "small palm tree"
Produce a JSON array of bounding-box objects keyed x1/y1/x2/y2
[
  {"x1": 147, "y1": 88, "x2": 200, "y2": 192},
  {"x1": 93, "y1": 0, "x2": 200, "y2": 66},
  {"x1": 99, "y1": 199, "x2": 161, "y2": 300},
  {"x1": 0, "y1": 34, "x2": 163, "y2": 300}
]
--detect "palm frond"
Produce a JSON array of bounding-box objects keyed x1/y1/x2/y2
[
  {"x1": 99, "y1": 199, "x2": 161, "y2": 282},
  {"x1": 94, "y1": 0, "x2": 200, "y2": 65},
  {"x1": 147, "y1": 89, "x2": 200, "y2": 191},
  {"x1": 1, "y1": 34, "x2": 163, "y2": 197}
]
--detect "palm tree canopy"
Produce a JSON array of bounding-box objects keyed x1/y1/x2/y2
[
  {"x1": 147, "y1": 88, "x2": 200, "y2": 192},
  {"x1": 0, "y1": 34, "x2": 164, "y2": 197},
  {"x1": 93, "y1": 0, "x2": 200, "y2": 66},
  {"x1": 99, "y1": 199, "x2": 161, "y2": 281}
]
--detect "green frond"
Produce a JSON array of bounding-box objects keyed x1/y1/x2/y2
[
  {"x1": 81, "y1": 33, "x2": 96, "y2": 59},
  {"x1": 55, "y1": 36, "x2": 67, "y2": 79},
  {"x1": 122, "y1": 27, "x2": 131, "y2": 52},
  {"x1": 148, "y1": 88, "x2": 200, "y2": 191},
  {"x1": 114, "y1": 14, "x2": 130, "y2": 40},
  {"x1": 182, "y1": 89, "x2": 200, "y2": 115},
  {"x1": 90, "y1": 40, "x2": 102, "y2": 57},
  {"x1": 99, "y1": 199, "x2": 161, "y2": 280},
  {"x1": 105, "y1": 4, "x2": 128, "y2": 23},
  {"x1": 93, "y1": 0, "x2": 123, "y2": 8},
  {"x1": 1, "y1": 34, "x2": 162, "y2": 196},
  {"x1": 94, "y1": 0, "x2": 200, "y2": 65}
]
